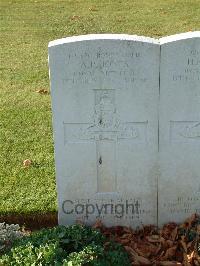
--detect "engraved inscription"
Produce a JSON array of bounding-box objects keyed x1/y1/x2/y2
[
  {"x1": 63, "y1": 70, "x2": 136, "y2": 85},
  {"x1": 170, "y1": 121, "x2": 200, "y2": 142},
  {"x1": 66, "y1": 49, "x2": 141, "y2": 61},
  {"x1": 64, "y1": 89, "x2": 148, "y2": 193},
  {"x1": 63, "y1": 48, "x2": 147, "y2": 85},
  {"x1": 172, "y1": 49, "x2": 200, "y2": 82},
  {"x1": 163, "y1": 196, "x2": 200, "y2": 215}
]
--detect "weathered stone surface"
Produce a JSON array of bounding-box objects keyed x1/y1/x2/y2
[
  {"x1": 49, "y1": 32, "x2": 200, "y2": 227},
  {"x1": 49, "y1": 34, "x2": 159, "y2": 227},
  {"x1": 159, "y1": 32, "x2": 200, "y2": 225}
]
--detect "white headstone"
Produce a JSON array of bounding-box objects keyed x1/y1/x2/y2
[
  {"x1": 159, "y1": 32, "x2": 200, "y2": 225},
  {"x1": 49, "y1": 34, "x2": 160, "y2": 227}
]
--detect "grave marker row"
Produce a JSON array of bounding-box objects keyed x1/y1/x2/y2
[{"x1": 48, "y1": 32, "x2": 200, "y2": 227}]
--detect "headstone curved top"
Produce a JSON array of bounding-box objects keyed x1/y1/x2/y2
[
  {"x1": 160, "y1": 31, "x2": 200, "y2": 44},
  {"x1": 48, "y1": 34, "x2": 159, "y2": 47}
]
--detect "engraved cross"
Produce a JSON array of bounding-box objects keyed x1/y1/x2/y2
[{"x1": 64, "y1": 89, "x2": 147, "y2": 193}]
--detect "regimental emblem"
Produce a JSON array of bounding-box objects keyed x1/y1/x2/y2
[
  {"x1": 94, "y1": 90, "x2": 119, "y2": 130},
  {"x1": 180, "y1": 122, "x2": 200, "y2": 138}
]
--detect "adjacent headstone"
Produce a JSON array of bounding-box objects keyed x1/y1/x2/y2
[
  {"x1": 48, "y1": 34, "x2": 159, "y2": 227},
  {"x1": 159, "y1": 32, "x2": 200, "y2": 225}
]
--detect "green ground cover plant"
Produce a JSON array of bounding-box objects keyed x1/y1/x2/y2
[
  {"x1": 0, "y1": 224, "x2": 130, "y2": 265},
  {"x1": 0, "y1": 0, "x2": 200, "y2": 215},
  {"x1": 1, "y1": 216, "x2": 200, "y2": 265}
]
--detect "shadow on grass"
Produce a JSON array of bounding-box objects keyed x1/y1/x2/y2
[{"x1": 0, "y1": 212, "x2": 58, "y2": 230}]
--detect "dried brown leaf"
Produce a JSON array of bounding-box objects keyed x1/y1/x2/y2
[
  {"x1": 124, "y1": 245, "x2": 137, "y2": 255},
  {"x1": 70, "y1": 15, "x2": 81, "y2": 20},
  {"x1": 118, "y1": 238, "x2": 130, "y2": 245},
  {"x1": 184, "y1": 213, "x2": 196, "y2": 228},
  {"x1": 23, "y1": 159, "x2": 32, "y2": 167},
  {"x1": 197, "y1": 224, "x2": 200, "y2": 234},
  {"x1": 162, "y1": 245, "x2": 177, "y2": 260},
  {"x1": 123, "y1": 226, "x2": 134, "y2": 234},
  {"x1": 166, "y1": 239, "x2": 174, "y2": 247},
  {"x1": 89, "y1": 7, "x2": 97, "y2": 11},
  {"x1": 146, "y1": 234, "x2": 161, "y2": 243},
  {"x1": 162, "y1": 223, "x2": 177, "y2": 239},
  {"x1": 120, "y1": 233, "x2": 133, "y2": 239},
  {"x1": 187, "y1": 250, "x2": 195, "y2": 262},
  {"x1": 171, "y1": 226, "x2": 178, "y2": 241},
  {"x1": 92, "y1": 219, "x2": 103, "y2": 229},
  {"x1": 183, "y1": 252, "x2": 192, "y2": 266},
  {"x1": 180, "y1": 239, "x2": 187, "y2": 253},
  {"x1": 36, "y1": 89, "x2": 49, "y2": 94},
  {"x1": 159, "y1": 261, "x2": 182, "y2": 266},
  {"x1": 136, "y1": 255, "x2": 151, "y2": 265}
]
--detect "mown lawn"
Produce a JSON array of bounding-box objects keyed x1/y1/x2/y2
[{"x1": 0, "y1": 0, "x2": 199, "y2": 215}]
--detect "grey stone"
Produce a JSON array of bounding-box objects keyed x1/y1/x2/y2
[
  {"x1": 48, "y1": 32, "x2": 200, "y2": 227},
  {"x1": 48, "y1": 34, "x2": 160, "y2": 227},
  {"x1": 159, "y1": 32, "x2": 200, "y2": 225}
]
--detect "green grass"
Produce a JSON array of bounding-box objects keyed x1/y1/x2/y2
[{"x1": 0, "y1": 0, "x2": 200, "y2": 215}]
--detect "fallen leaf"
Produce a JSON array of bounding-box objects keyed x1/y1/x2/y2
[
  {"x1": 171, "y1": 226, "x2": 178, "y2": 241},
  {"x1": 36, "y1": 89, "x2": 49, "y2": 94},
  {"x1": 124, "y1": 245, "x2": 137, "y2": 256},
  {"x1": 89, "y1": 7, "x2": 97, "y2": 11},
  {"x1": 187, "y1": 251, "x2": 195, "y2": 262},
  {"x1": 92, "y1": 219, "x2": 103, "y2": 229},
  {"x1": 197, "y1": 224, "x2": 200, "y2": 234},
  {"x1": 23, "y1": 159, "x2": 32, "y2": 167},
  {"x1": 184, "y1": 213, "x2": 196, "y2": 228},
  {"x1": 166, "y1": 239, "x2": 174, "y2": 247},
  {"x1": 123, "y1": 226, "x2": 134, "y2": 234},
  {"x1": 183, "y1": 252, "x2": 192, "y2": 266},
  {"x1": 121, "y1": 232, "x2": 133, "y2": 239},
  {"x1": 146, "y1": 234, "x2": 161, "y2": 243},
  {"x1": 118, "y1": 238, "x2": 130, "y2": 245},
  {"x1": 180, "y1": 237, "x2": 187, "y2": 253},
  {"x1": 162, "y1": 245, "x2": 177, "y2": 260},
  {"x1": 159, "y1": 261, "x2": 182, "y2": 266},
  {"x1": 70, "y1": 15, "x2": 81, "y2": 20},
  {"x1": 136, "y1": 255, "x2": 151, "y2": 265}
]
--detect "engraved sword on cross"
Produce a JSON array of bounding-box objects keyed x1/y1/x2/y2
[{"x1": 64, "y1": 89, "x2": 147, "y2": 192}]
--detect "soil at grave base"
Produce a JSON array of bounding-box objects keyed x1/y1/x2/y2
[{"x1": 0, "y1": 212, "x2": 58, "y2": 230}]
